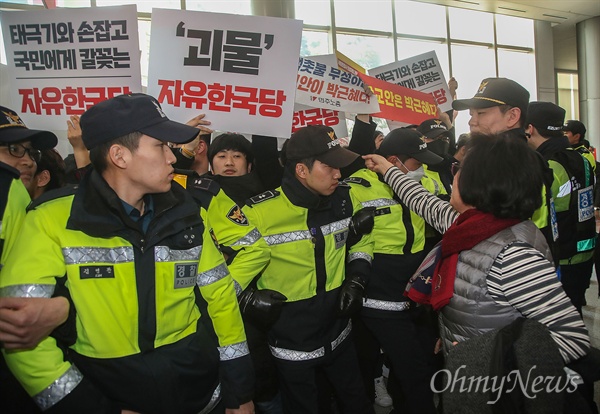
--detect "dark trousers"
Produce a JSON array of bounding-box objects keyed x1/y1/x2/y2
[
  {"x1": 0, "y1": 354, "x2": 41, "y2": 414},
  {"x1": 358, "y1": 312, "x2": 437, "y2": 414},
  {"x1": 560, "y1": 258, "x2": 594, "y2": 315},
  {"x1": 275, "y1": 341, "x2": 374, "y2": 414}
]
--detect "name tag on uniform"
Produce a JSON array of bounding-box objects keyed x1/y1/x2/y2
[
  {"x1": 334, "y1": 231, "x2": 347, "y2": 249},
  {"x1": 578, "y1": 185, "x2": 594, "y2": 222},
  {"x1": 80, "y1": 265, "x2": 114, "y2": 279},
  {"x1": 174, "y1": 263, "x2": 197, "y2": 289}
]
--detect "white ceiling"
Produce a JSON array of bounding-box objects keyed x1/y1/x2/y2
[{"x1": 420, "y1": 0, "x2": 600, "y2": 33}]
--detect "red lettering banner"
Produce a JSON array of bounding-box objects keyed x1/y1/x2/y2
[{"x1": 358, "y1": 72, "x2": 438, "y2": 125}]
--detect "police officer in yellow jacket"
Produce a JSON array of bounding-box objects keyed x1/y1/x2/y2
[
  {"x1": 344, "y1": 129, "x2": 440, "y2": 414},
  {"x1": 236, "y1": 125, "x2": 375, "y2": 414},
  {"x1": 172, "y1": 133, "x2": 283, "y2": 413},
  {"x1": 0, "y1": 94, "x2": 254, "y2": 414}
]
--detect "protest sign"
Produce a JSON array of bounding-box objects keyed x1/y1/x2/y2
[
  {"x1": 296, "y1": 57, "x2": 380, "y2": 115},
  {"x1": 0, "y1": 5, "x2": 141, "y2": 129},
  {"x1": 368, "y1": 51, "x2": 453, "y2": 113},
  {"x1": 148, "y1": 9, "x2": 302, "y2": 137},
  {"x1": 359, "y1": 72, "x2": 438, "y2": 125},
  {"x1": 292, "y1": 104, "x2": 348, "y2": 139}
]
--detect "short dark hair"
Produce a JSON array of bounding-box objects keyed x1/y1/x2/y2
[
  {"x1": 35, "y1": 148, "x2": 66, "y2": 191},
  {"x1": 89, "y1": 132, "x2": 142, "y2": 173},
  {"x1": 208, "y1": 133, "x2": 253, "y2": 167},
  {"x1": 498, "y1": 104, "x2": 527, "y2": 128},
  {"x1": 456, "y1": 133, "x2": 471, "y2": 151},
  {"x1": 285, "y1": 156, "x2": 316, "y2": 174},
  {"x1": 458, "y1": 132, "x2": 543, "y2": 220}
]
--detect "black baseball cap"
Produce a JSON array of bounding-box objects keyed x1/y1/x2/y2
[
  {"x1": 80, "y1": 93, "x2": 199, "y2": 150},
  {"x1": 417, "y1": 119, "x2": 449, "y2": 140},
  {"x1": 286, "y1": 125, "x2": 358, "y2": 169},
  {"x1": 378, "y1": 129, "x2": 443, "y2": 165},
  {"x1": 563, "y1": 120, "x2": 586, "y2": 136},
  {"x1": 452, "y1": 78, "x2": 530, "y2": 117},
  {"x1": 526, "y1": 102, "x2": 565, "y2": 137},
  {"x1": 0, "y1": 106, "x2": 57, "y2": 149}
]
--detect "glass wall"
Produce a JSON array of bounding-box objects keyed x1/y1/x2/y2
[
  {"x1": 557, "y1": 71, "x2": 579, "y2": 121},
  {"x1": 0, "y1": 0, "x2": 537, "y2": 136},
  {"x1": 298, "y1": 0, "x2": 537, "y2": 135}
]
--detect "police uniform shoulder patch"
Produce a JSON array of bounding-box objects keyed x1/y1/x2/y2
[
  {"x1": 343, "y1": 177, "x2": 371, "y2": 187},
  {"x1": 227, "y1": 205, "x2": 249, "y2": 226},
  {"x1": 27, "y1": 184, "x2": 78, "y2": 212},
  {"x1": 247, "y1": 190, "x2": 280, "y2": 206},
  {"x1": 190, "y1": 176, "x2": 221, "y2": 196}
]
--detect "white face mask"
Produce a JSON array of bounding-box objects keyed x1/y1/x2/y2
[
  {"x1": 398, "y1": 159, "x2": 425, "y2": 182},
  {"x1": 405, "y1": 165, "x2": 425, "y2": 182}
]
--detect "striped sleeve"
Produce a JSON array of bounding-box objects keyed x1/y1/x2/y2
[
  {"x1": 487, "y1": 242, "x2": 590, "y2": 363},
  {"x1": 383, "y1": 166, "x2": 458, "y2": 233}
]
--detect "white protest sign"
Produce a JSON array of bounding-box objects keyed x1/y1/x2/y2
[
  {"x1": 368, "y1": 51, "x2": 453, "y2": 113},
  {"x1": 292, "y1": 103, "x2": 348, "y2": 139},
  {"x1": 295, "y1": 57, "x2": 380, "y2": 115},
  {"x1": 0, "y1": 5, "x2": 141, "y2": 129},
  {"x1": 147, "y1": 9, "x2": 302, "y2": 137}
]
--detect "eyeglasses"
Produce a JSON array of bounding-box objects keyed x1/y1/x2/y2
[
  {"x1": 1, "y1": 143, "x2": 42, "y2": 163},
  {"x1": 451, "y1": 162, "x2": 461, "y2": 177}
]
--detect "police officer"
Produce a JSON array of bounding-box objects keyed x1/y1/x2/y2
[
  {"x1": 236, "y1": 125, "x2": 375, "y2": 414},
  {"x1": 525, "y1": 102, "x2": 596, "y2": 315},
  {"x1": 452, "y1": 77, "x2": 530, "y2": 136},
  {"x1": 0, "y1": 94, "x2": 254, "y2": 413},
  {"x1": 174, "y1": 133, "x2": 284, "y2": 413},
  {"x1": 564, "y1": 120, "x2": 596, "y2": 173},
  {"x1": 417, "y1": 118, "x2": 454, "y2": 197},
  {"x1": 452, "y1": 78, "x2": 561, "y2": 265},
  {"x1": 344, "y1": 128, "x2": 440, "y2": 414},
  {"x1": 0, "y1": 105, "x2": 60, "y2": 414}
]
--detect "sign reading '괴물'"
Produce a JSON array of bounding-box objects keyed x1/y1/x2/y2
[{"x1": 148, "y1": 9, "x2": 302, "y2": 137}]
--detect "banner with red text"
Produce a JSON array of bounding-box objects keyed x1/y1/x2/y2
[
  {"x1": 147, "y1": 9, "x2": 302, "y2": 137},
  {"x1": 358, "y1": 73, "x2": 438, "y2": 125},
  {"x1": 292, "y1": 104, "x2": 348, "y2": 139},
  {"x1": 0, "y1": 5, "x2": 141, "y2": 129},
  {"x1": 368, "y1": 51, "x2": 453, "y2": 113},
  {"x1": 295, "y1": 57, "x2": 380, "y2": 115}
]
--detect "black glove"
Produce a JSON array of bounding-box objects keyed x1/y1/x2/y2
[
  {"x1": 346, "y1": 207, "x2": 376, "y2": 248},
  {"x1": 336, "y1": 275, "x2": 366, "y2": 317},
  {"x1": 238, "y1": 287, "x2": 287, "y2": 329}
]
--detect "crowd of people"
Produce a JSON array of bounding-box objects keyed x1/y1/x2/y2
[{"x1": 0, "y1": 74, "x2": 598, "y2": 414}]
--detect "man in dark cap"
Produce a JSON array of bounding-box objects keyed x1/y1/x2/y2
[
  {"x1": 1, "y1": 93, "x2": 254, "y2": 413},
  {"x1": 417, "y1": 118, "x2": 454, "y2": 196},
  {"x1": 0, "y1": 106, "x2": 62, "y2": 414},
  {"x1": 237, "y1": 124, "x2": 376, "y2": 414},
  {"x1": 344, "y1": 127, "x2": 441, "y2": 414},
  {"x1": 525, "y1": 101, "x2": 596, "y2": 315},
  {"x1": 564, "y1": 120, "x2": 595, "y2": 172},
  {"x1": 452, "y1": 77, "x2": 530, "y2": 136}
]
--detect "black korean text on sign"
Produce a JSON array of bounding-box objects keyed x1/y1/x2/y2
[
  {"x1": 176, "y1": 22, "x2": 274, "y2": 75},
  {"x1": 14, "y1": 49, "x2": 77, "y2": 71},
  {"x1": 77, "y1": 20, "x2": 129, "y2": 42},
  {"x1": 80, "y1": 48, "x2": 130, "y2": 69},
  {"x1": 9, "y1": 22, "x2": 75, "y2": 45}
]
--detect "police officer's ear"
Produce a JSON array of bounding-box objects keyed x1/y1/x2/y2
[
  {"x1": 34, "y1": 169, "x2": 51, "y2": 188},
  {"x1": 247, "y1": 162, "x2": 252, "y2": 173},
  {"x1": 295, "y1": 162, "x2": 308, "y2": 178},
  {"x1": 506, "y1": 106, "x2": 522, "y2": 129},
  {"x1": 386, "y1": 156, "x2": 398, "y2": 165},
  {"x1": 108, "y1": 144, "x2": 128, "y2": 169},
  {"x1": 524, "y1": 124, "x2": 533, "y2": 137}
]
